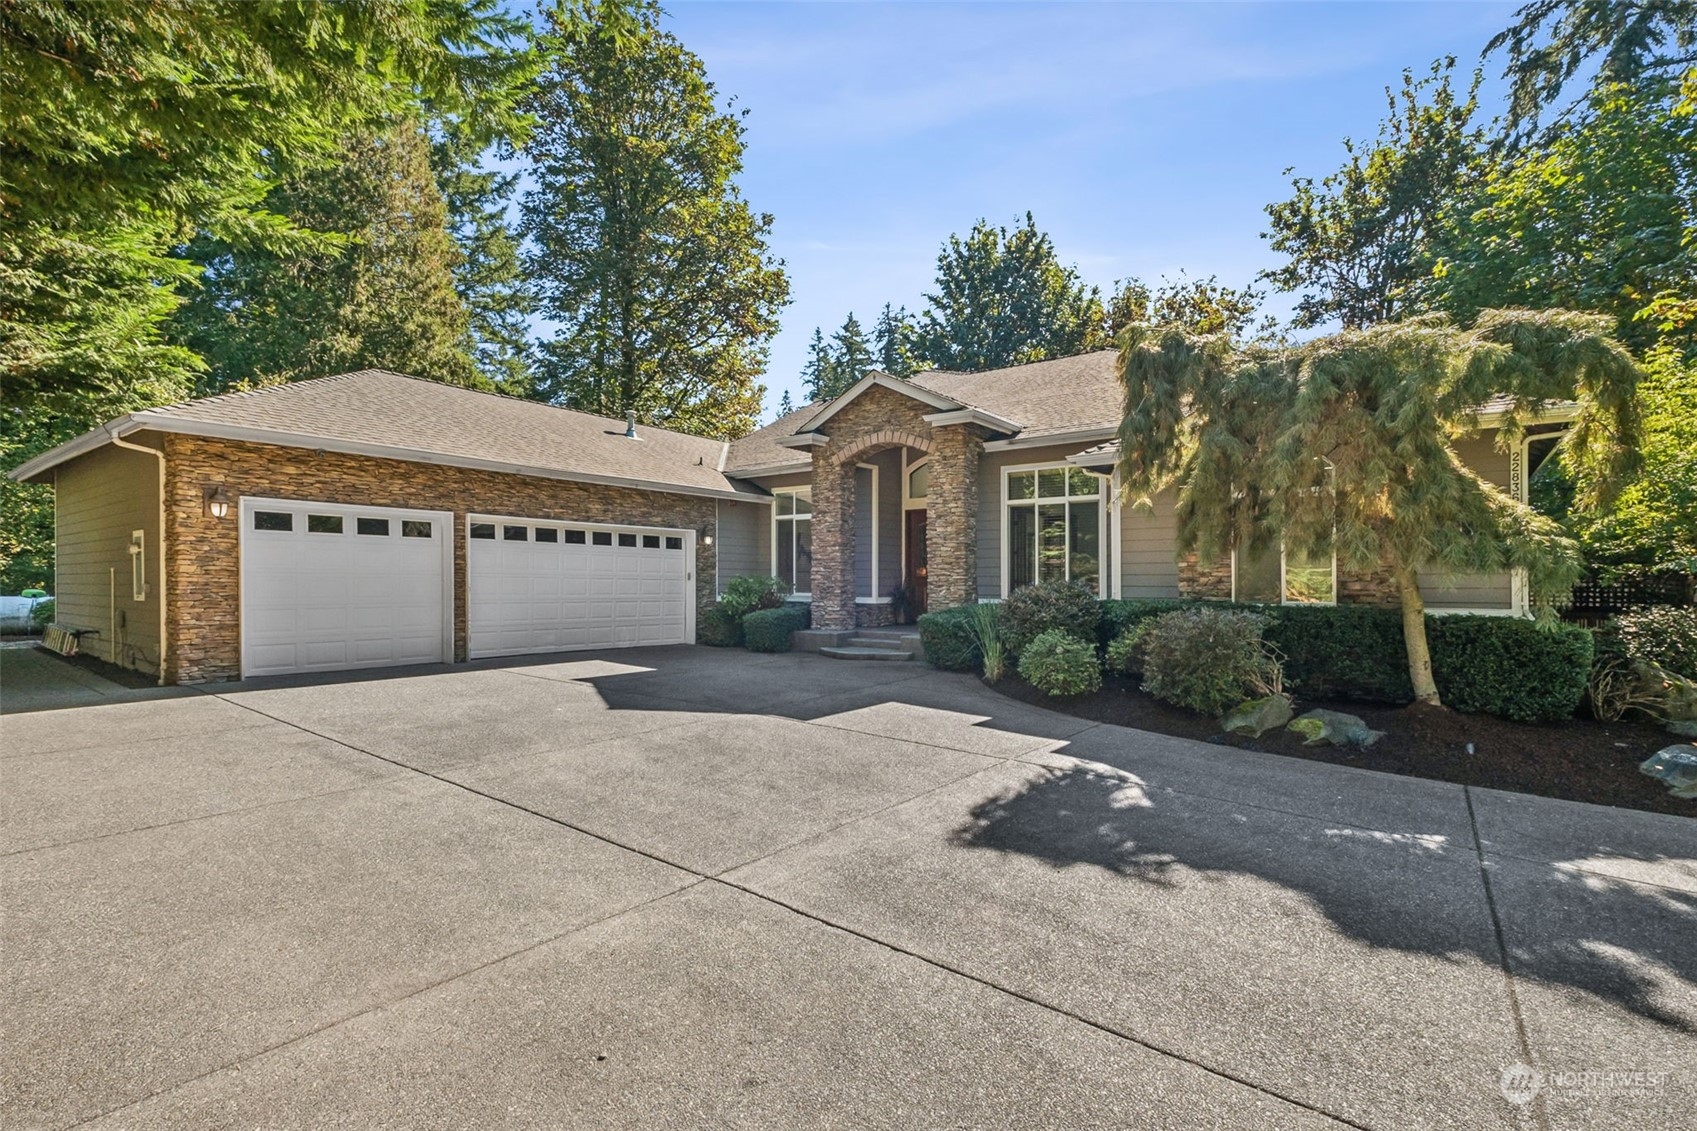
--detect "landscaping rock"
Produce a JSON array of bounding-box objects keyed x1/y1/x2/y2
[
  {"x1": 1288, "y1": 708, "x2": 1385, "y2": 748},
  {"x1": 1640, "y1": 744, "x2": 1697, "y2": 800},
  {"x1": 1667, "y1": 719, "x2": 1697, "y2": 739},
  {"x1": 1221, "y1": 694, "x2": 1294, "y2": 737}
]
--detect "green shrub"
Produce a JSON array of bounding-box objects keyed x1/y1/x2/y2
[
  {"x1": 1139, "y1": 608, "x2": 1282, "y2": 716},
  {"x1": 718, "y1": 575, "x2": 789, "y2": 620},
  {"x1": 917, "y1": 606, "x2": 981, "y2": 672},
  {"x1": 1017, "y1": 629, "x2": 1102, "y2": 697},
  {"x1": 966, "y1": 601, "x2": 1008, "y2": 681},
  {"x1": 1104, "y1": 622, "x2": 1154, "y2": 677},
  {"x1": 1427, "y1": 616, "x2": 1593, "y2": 723},
  {"x1": 28, "y1": 597, "x2": 55, "y2": 630},
  {"x1": 1260, "y1": 604, "x2": 1412, "y2": 703},
  {"x1": 1609, "y1": 605, "x2": 1697, "y2": 679},
  {"x1": 697, "y1": 605, "x2": 743, "y2": 648},
  {"x1": 742, "y1": 606, "x2": 806, "y2": 653},
  {"x1": 1000, "y1": 580, "x2": 1101, "y2": 654}
]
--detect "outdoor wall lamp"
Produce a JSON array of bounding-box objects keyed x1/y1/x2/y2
[
  {"x1": 700, "y1": 525, "x2": 714, "y2": 546},
  {"x1": 204, "y1": 486, "x2": 231, "y2": 520}
]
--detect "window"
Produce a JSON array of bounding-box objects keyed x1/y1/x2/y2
[
  {"x1": 617, "y1": 532, "x2": 637, "y2": 547},
  {"x1": 1005, "y1": 467, "x2": 1100, "y2": 593},
  {"x1": 642, "y1": 534, "x2": 660, "y2": 549},
  {"x1": 356, "y1": 517, "x2": 389, "y2": 536},
  {"x1": 534, "y1": 527, "x2": 559, "y2": 543},
  {"x1": 1234, "y1": 544, "x2": 1336, "y2": 605},
  {"x1": 1234, "y1": 460, "x2": 1336, "y2": 605},
  {"x1": 773, "y1": 488, "x2": 813, "y2": 595},
  {"x1": 470, "y1": 523, "x2": 496, "y2": 539},
  {"x1": 907, "y1": 461, "x2": 931, "y2": 500},
  {"x1": 253, "y1": 511, "x2": 292, "y2": 532},
  {"x1": 129, "y1": 530, "x2": 146, "y2": 601},
  {"x1": 307, "y1": 514, "x2": 343, "y2": 534},
  {"x1": 402, "y1": 520, "x2": 432, "y2": 538},
  {"x1": 665, "y1": 535, "x2": 683, "y2": 550},
  {"x1": 503, "y1": 525, "x2": 528, "y2": 541},
  {"x1": 564, "y1": 529, "x2": 587, "y2": 545},
  {"x1": 592, "y1": 531, "x2": 612, "y2": 546}
]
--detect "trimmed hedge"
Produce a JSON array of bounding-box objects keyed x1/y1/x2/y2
[
  {"x1": 1098, "y1": 598, "x2": 1191, "y2": 647},
  {"x1": 697, "y1": 605, "x2": 743, "y2": 648},
  {"x1": 743, "y1": 606, "x2": 806, "y2": 653},
  {"x1": 1428, "y1": 616, "x2": 1593, "y2": 723},
  {"x1": 1261, "y1": 605, "x2": 1411, "y2": 703},
  {"x1": 719, "y1": 575, "x2": 789, "y2": 620},
  {"x1": 917, "y1": 605, "x2": 982, "y2": 672},
  {"x1": 1609, "y1": 605, "x2": 1697, "y2": 679}
]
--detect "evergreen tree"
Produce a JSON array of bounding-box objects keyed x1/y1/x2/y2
[
  {"x1": 917, "y1": 213, "x2": 1106, "y2": 371},
  {"x1": 777, "y1": 389, "x2": 795, "y2": 416},
  {"x1": 873, "y1": 303, "x2": 919, "y2": 376},
  {"x1": 801, "y1": 327, "x2": 842, "y2": 401},
  {"x1": 173, "y1": 119, "x2": 480, "y2": 392},
  {"x1": 831, "y1": 313, "x2": 876, "y2": 388},
  {"x1": 431, "y1": 131, "x2": 537, "y2": 394},
  {"x1": 0, "y1": 0, "x2": 529, "y2": 405},
  {"x1": 521, "y1": 0, "x2": 789, "y2": 440},
  {"x1": 1117, "y1": 310, "x2": 1642, "y2": 706}
]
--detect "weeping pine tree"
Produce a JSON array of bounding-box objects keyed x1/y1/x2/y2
[{"x1": 1116, "y1": 309, "x2": 1642, "y2": 706}]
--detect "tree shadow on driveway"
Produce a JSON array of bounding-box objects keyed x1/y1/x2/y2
[{"x1": 950, "y1": 763, "x2": 1697, "y2": 1035}]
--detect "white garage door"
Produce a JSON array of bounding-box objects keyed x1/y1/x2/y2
[
  {"x1": 240, "y1": 498, "x2": 452, "y2": 677},
  {"x1": 466, "y1": 515, "x2": 694, "y2": 659}
]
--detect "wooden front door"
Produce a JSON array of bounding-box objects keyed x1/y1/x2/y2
[{"x1": 905, "y1": 508, "x2": 928, "y2": 618}]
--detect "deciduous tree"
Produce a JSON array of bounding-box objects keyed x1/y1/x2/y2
[
  {"x1": 521, "y1": 0, "x2": 789, "y2": 439},
  {"x1": 918, "y1": 213, "x2": 1106, "y2": 370}
]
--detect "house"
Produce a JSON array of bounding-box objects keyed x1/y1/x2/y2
[{"x1": 10, "y1": 355, "x2": 1573, "y2": 683}]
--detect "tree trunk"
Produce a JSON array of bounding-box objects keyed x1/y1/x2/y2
[{"x1": 1396, "y1": 565, "x2": 1441, "y2": 707}]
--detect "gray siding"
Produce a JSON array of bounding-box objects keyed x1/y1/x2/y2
[
  {"x1": 1119, "y1": 488, "x2": 1182, "y2": 599},
  {"x1": 975, "y1": 443, "x2": 1102, "y2": 599},
  {"x1": 53, "y1": 440, "x2": 163, "y2": 674},
  {"x1": 714, "y1": 497, "x2": 772, "y2": 592},
  {"x1": 1421, "y1": 437, "x2": 1515, "y2": 610}
]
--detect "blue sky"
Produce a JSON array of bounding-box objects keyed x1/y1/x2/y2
[{"x1": 547, "y1": 1, "x2": 1523, "y2": 417}]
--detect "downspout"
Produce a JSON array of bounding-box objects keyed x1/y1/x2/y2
[{"x1": 108, "y1": 430, "x2": 168, "y2": 686}]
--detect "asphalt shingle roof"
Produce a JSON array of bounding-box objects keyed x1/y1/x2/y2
[
  {"x1": 906, "y1": 350, "x2": 1123, "y2": 437},
  {"x1": 63, "y1": 370, "x2": 757, "y2": 497}
]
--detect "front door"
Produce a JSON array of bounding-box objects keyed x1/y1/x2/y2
[{"x1": 905, "y1": 508, "x2": 928, "y2": 618}]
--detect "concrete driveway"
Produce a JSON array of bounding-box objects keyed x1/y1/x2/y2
[{"x1": 2, "y1": 643, "x2": 1692, "y2": 1130}]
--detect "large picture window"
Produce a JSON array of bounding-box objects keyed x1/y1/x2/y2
[
  {"x1": 1005, "y1": 467, "x2": 1101, "y2": 594},
  {"x1": 773, "y1": 488, "x2": 813, "y2": 596}
]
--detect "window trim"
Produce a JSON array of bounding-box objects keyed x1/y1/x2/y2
[
  {"x1": 999, "y1": 462, "x2": 1106, "y2": 597},
  {"x1": 770, "y1": 486, "x2": 813, "y2": 599},
  {"x1": 129, "y1": 529, "x2": 147, "y2": 601}
]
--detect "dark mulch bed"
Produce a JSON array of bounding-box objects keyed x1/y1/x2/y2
[{"x1": 994, "y1": 673, "x2": 1692, "y2": 817}]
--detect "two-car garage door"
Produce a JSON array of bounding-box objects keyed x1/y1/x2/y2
[
  {"x1": 465, "y1": 514, "x2": 694, "y2": 658},
  {"x1": 239, "y1": 497, "x2": 694, "y2": 677}
]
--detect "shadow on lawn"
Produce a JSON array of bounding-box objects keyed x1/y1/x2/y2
[{"x1": 951, "y1": 762, "x2": 1697, "y2": 1034}]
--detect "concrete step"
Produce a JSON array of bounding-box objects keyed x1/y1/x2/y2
[
  {"x1": 818, "y1": 646, "x2": 914, "y2": 662},
  {"x1": 843, "y1": 636, "x2": 911, "y2": 651},
  {"x1": 854, "y1": 629, "x2": 915, "y2": 642}
]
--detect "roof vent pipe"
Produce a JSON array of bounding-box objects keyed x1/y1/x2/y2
[{"x1": 625, "y1": 411, "x2": 637, "y2": 439}]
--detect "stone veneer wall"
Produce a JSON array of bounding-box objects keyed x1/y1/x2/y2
[
  {"x1": 805, "y1": 384, "x2": 940, "y2": 630},
  {"x1": 162, "y1": 434, "x2": 716, "y2": 682},
  {"x1": 925, "y1": 424, "x2": 982, "y2": 610}
]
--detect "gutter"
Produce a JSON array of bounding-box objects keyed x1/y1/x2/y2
[{"x1": 106, "y1": 428, "x2": 168, "y2": 686}]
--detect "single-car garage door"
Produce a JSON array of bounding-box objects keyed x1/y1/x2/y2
[
  {"x1": 467, "y1": 515, "x2": 694, "y2": 658},
  {"x1": 240, "y1": 498, "x2": 453, "y2": 677}
]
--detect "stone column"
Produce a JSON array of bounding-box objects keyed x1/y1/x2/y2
[
  {"x1": 809, "y1": 448, "x2": 857, "y2": 629},
  {"x1": 926, "y1": 424, "x2": 982, "y2": 609}
]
